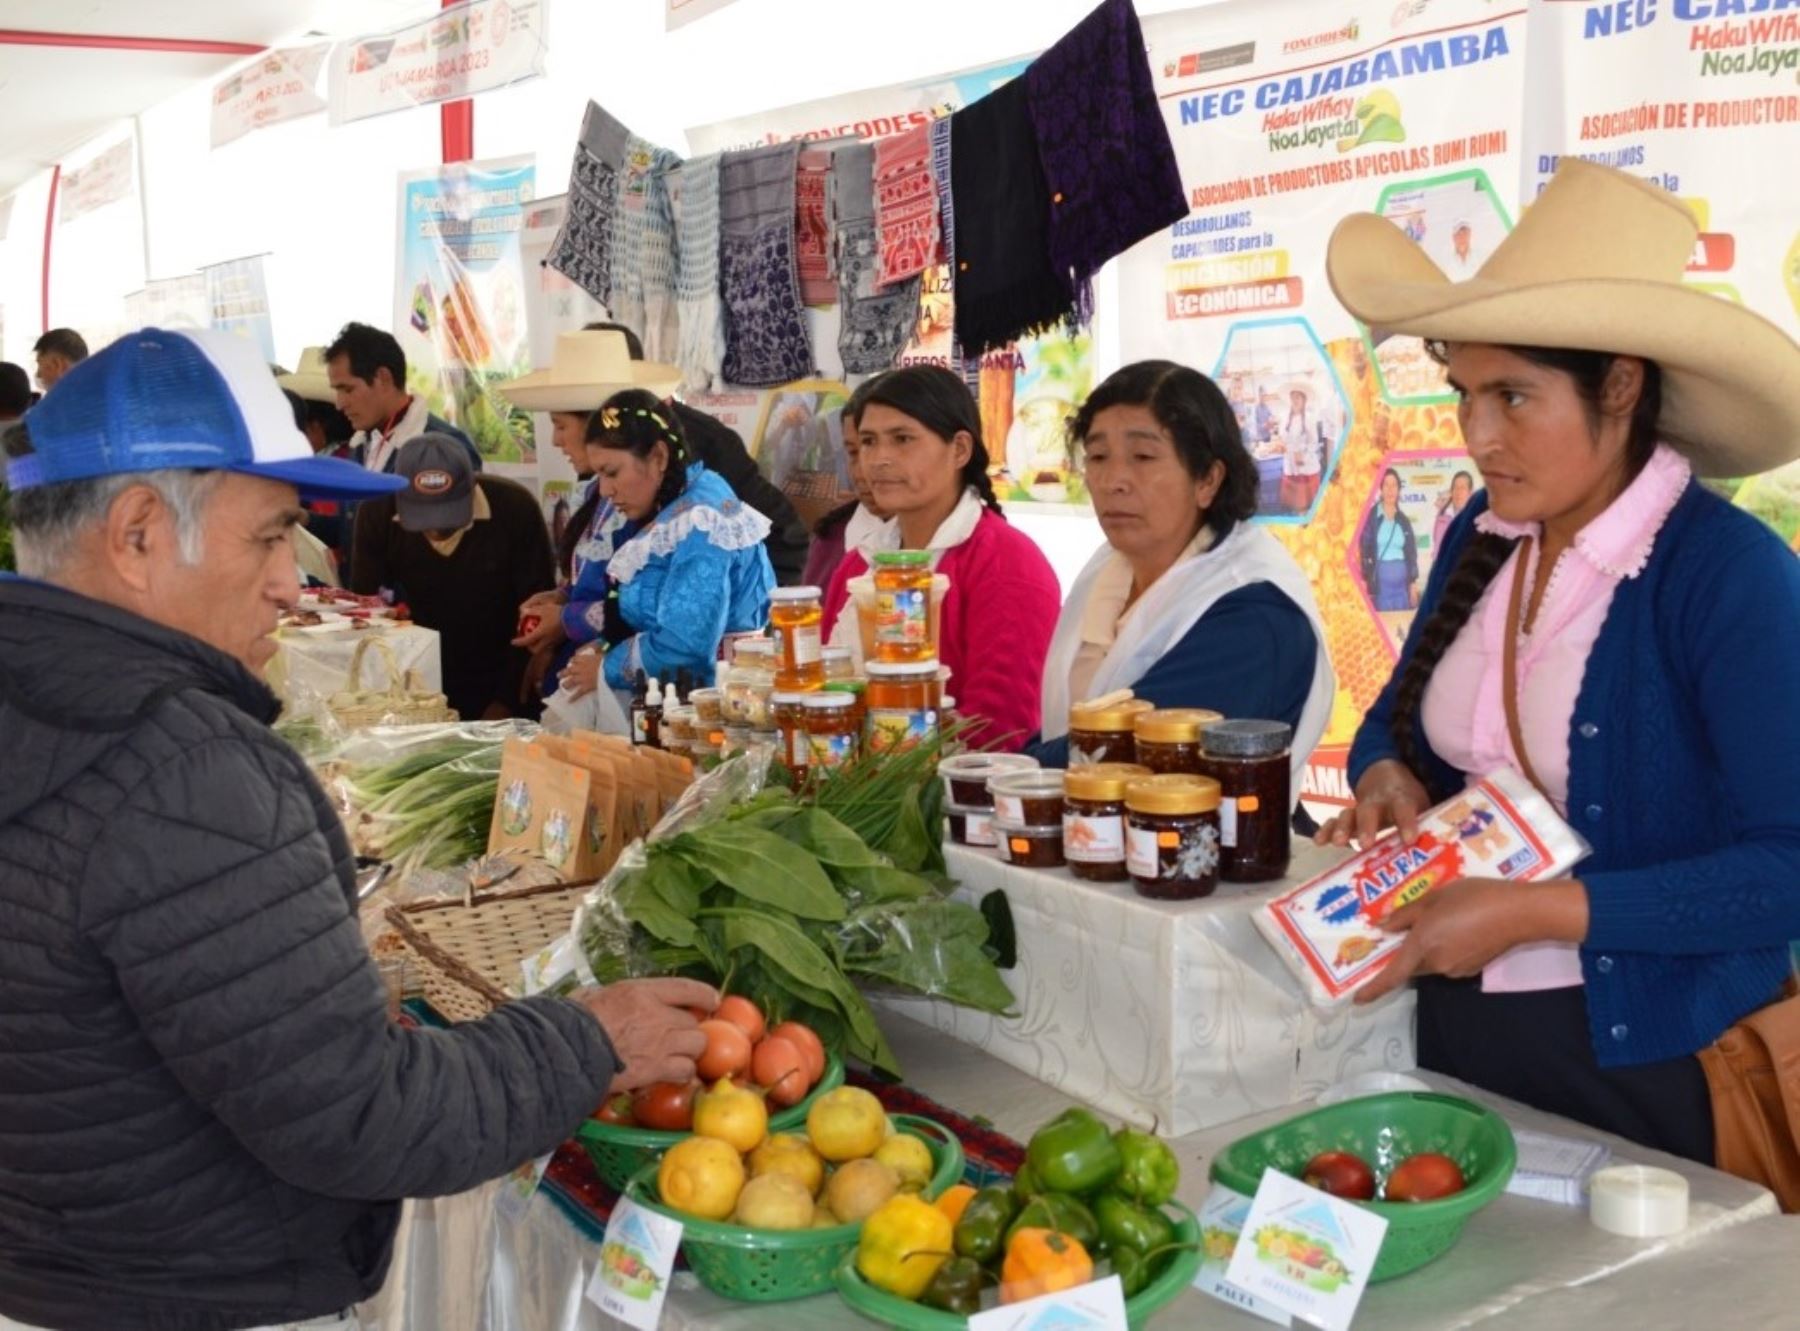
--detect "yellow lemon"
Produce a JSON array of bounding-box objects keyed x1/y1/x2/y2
[
  {"x1": 749, "y1": 1133, "x2": 825, "y2": 1197},
  {"x1": 806, "y1": 1086, "x2": 888, "y2": 1162},
  {"x1": 826, "y1": 1157, "x2": 902, "y2": 1224},
  {"x1": 732, "y1": 1172, "x2": 815, "y2": 1230},
  {"x1": 692, "y1": 1078, "x2": 769, "y2": 1154},
  {"x1": 657, "y1": 1136, "x2": 745, "y2": 1221},
  {"x1": 874, "y1": 1134, "x2": 934, "y2": 1192}
]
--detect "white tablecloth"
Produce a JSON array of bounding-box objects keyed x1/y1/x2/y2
[
  {"x1": 269, "y1": 621, "x2": 444, "y2": 710},
  {"x1": 360, "y1": 1012, "x2": 1788, "y2": 1331},
  {"x1": 877, "y1": 841, "x2": 1417, "y2": 1136}
]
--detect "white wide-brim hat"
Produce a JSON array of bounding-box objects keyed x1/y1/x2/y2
[
  {"x1": 493, "y1": 330, "x2": 681, "y2": 412},
  {"x1": 275, "y1": 346, "x2": 334, "y2": 404},
  {"x1": 1327, "y1": 159, "x2": 1800, "y2": 478}
]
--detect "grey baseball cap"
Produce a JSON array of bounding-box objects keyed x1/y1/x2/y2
[{"x1": 395, "y1": 433, "x2": 476, "y2": 532}]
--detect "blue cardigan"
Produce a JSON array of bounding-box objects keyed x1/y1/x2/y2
[{"x1": 1350, "y1": 481, "x2": 1800, "y2": 1068}]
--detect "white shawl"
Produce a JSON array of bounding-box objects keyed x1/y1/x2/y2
[{"x1": 1038, "y1": 522, "x2": 1335, "y2": 803}]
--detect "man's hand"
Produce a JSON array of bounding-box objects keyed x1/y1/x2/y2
[{"x1": 571, "y1": 978, "x2": 720, "y2": 1092}]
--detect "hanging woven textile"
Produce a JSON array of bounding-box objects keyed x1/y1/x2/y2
[
  {"x1": 718, "y1": 143, "x2": 815, "y2": 387},
  {"x1": 795, "y1": 146, "x2": 838, "y2": 307},
  {"x1": 611, "y1": 137, "x2": 684, "y2": 364},
  {"x1": 672, "y1": 153, "x2": 727, "y2": 395},
  {"x1": 873, "y1": 123, "x2": 940, "y2": 289},
  {"x1": 546, "y1": 101, "x2": 632, "y2": 307},
  {"x1": 831, "y1": 142, "x2": 921, "y2": 376}
]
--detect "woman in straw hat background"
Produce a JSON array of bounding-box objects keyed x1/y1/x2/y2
[{"x1": 1318, "y1": 161, "x2": 1800, "y2": 1164}]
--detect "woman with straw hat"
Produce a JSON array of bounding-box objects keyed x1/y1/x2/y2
[{"x1": 1318, "y1": 160, "x2": 1800, "y2": 1164}]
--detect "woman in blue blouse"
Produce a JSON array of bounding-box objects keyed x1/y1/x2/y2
[
  {"x1": 1359, "y1": 468, "x2": 1419, "y2": 611},
  {"x1": 559, "y1": 391, "x2": 774, "y2": 702}
]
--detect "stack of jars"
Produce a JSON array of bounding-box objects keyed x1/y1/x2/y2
[{"x1": 939, "y1": 752, "x2": 1039, "y2": 848}]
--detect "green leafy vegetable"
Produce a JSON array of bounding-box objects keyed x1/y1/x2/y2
[{"x1": 670, "y1": 823, "x2": 845, "y2": 921}]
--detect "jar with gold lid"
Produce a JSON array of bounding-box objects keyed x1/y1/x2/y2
[
  {"x1": 1067, "y1": 698, "x2": 1154, "y2": 766},
  {"x1": 1132, "y1": 708, "x2": 1224, "y2": 775},
  {"x1": 1062, "y1": 763, "x2": 1153, "y2": 883},
  {"x1": 1125, "y1": 774, "x2": 1223, "y2": 900}
]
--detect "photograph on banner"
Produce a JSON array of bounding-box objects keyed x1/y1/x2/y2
[
  {"x1": 520, "y1": 193, "x2": 612, "y2": 498},
  {"x1": 124, "y1": 275, "x2": 211, "y2": 335},
  {"x1": 747, "y1": 379, "x2": 853, "y2": 529},
  {"x1": 394, "y1": 156, "x2": 537, "y2": 470},
  {"x1": 211, "y1": 45, "x2": 329, "y2": 148},
  {"x1": 541, "y1": 479, "x2": 578, "y2": 554},
  {"x1": 328, "y1": 0, "x2": 547, "y2": 127},
  {"x1": 204, "y1": 256, "x2": 277, "y2": 365},
  {"x1": 1522, "y1": 1, "x2": 1800, "y2": 547},
  {"x1": 1350, "y1": 451, "x2": 1480, "y2": 651},
  {"x1": 1123, "y1": 0, "x2": 1528, "y2": 806}
]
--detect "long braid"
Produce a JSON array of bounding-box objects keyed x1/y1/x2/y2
[
  {"x1": 1389, "y1": 532, "x2": 1518, "y2": 780},
  {"x1": 966, "y1": 464, "x2": 1006, "y2": 518}
]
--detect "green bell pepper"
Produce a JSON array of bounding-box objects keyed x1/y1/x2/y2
[
  {"x1": 953, "y1": 1185, "x2": 1018, "y2": 1266},
  {"x1": 1112, "y1": 1127, "x2": 1179, "y2": 1206},
  {"x1": 1025, "y1": 1108, "x2": 1123, "y2": 1196},
  {"x1": 1007, "y1": 1192, "x2": 1100, "y2": 1253},
  {"x1": 1011, "y1": 1161, "x2": 1046, "y2": 1204},
  {"x1": 920, "y1": 1256, "x2": 986, "y2": 1316},
  {"x1": 1093, "y1": 1191, "x2": 1176, "y2": 1260}
]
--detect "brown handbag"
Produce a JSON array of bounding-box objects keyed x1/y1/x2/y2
[{"x1": 1504, "y1": 537, "x2": 1800, "y2": 1210}]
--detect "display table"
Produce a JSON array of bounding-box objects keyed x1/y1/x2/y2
[
  {"x1": 268, "y1": 620, "x2": 444, "y2": 710},
  {"x1": 359, "y1": 1012, "x2": 1789, "y2": 1331},
  {"x1": 877, "y1": 841, "x2": 1417, "y2": 1136}
]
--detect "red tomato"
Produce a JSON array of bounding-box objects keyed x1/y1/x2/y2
[
  {"x1": 631, "y1": 1080, "x2": 699, "y2": 1132},
  {"x1": 715, "y1": 995, "x2": 767, "y2": 1043},
  {"x1": 1384, "y1": 1153, "x2": 1466, "y2": 1202},
  {"x1": 768, "y1": 1020, "x2": 826, "y2": 1086},
  {"x1": 696, "y1": 1019, "x2": 753, "y2": 1082},
  {"x1": 596, "y1": 1093, "x2": 636, "y2": 1126},
  {"x1": 1300, "y1": 1151, "x2": 1376, "y2": 1201},
  {"x1": 752, "y1": 1036, "x2": 808, "y2": 1105}
]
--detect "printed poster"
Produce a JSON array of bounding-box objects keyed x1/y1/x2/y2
[
  {"x1": 1122, "y1": 0, "x2": 1529, "y2": 806},
  {"x1": 204, "y1": 255, "x2": 277, "y2": 365},
  {"x1": 329, "y1": 0, "x2": 548, "y2": 127},
  {"x1": 123, "y1": 275, "x2": 211, "y2": 334},
  {"x1": 211, "y1": 45, "x2": 330, "y2": 148},
  {"x1": 394, "y1": 155, "x2": 537, "y2": 472},
  {"x1": 687, "y1": 57, "x2": 1097, "y2": 509},
  {"x1": 59, "y1": 139, "x2": 135, "y2": 225},
  {"x1": 1524, "y1": 0, "x2": 1800, "y2": 548}
]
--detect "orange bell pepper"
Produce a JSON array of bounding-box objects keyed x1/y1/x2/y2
[
  {"x1": 934, "y1": 1184, "x2": 978, "y2": 1229},
  {"x1": 1000, "y1": 1227, "x2": 1094, "y2": 1305}
]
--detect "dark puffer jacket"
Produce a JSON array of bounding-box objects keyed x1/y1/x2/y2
[{"x1": 0, "y1": 577, "x2": 617, "y2": 1331}]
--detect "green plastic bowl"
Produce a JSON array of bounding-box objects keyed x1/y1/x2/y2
[
  {"x1": 833, "y1": 1201, "x2": 1202, "y2": 1329},
  {"x1": 624, "y1": 1112, "x2": 965, "y2": 1303},
  {"x1": 576, "y1": 1051, "x2": 845, "y2": 1190},
  {"x1": 1209, "y1": 1091, "x2": 1516, "y2": 1282}
]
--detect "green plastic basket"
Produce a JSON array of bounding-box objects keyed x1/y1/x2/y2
[
  {"x1": 1209, "y1": 1091, "x2": 1517, "y2": 1282},
  {"x1": 833, "y1": 1200, "x2": 1201, "y2": 1329},
  {"x1": 575, "y1": 1052, "x2": 845, "y2": 1190},
  {"x1": 623, "y1": 1112, "x2": 966, "y2": 1303}
]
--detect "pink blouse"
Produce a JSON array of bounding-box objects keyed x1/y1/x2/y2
[{"x1": 1421, "y1": 444, "x2": 1692, "y2": 992}]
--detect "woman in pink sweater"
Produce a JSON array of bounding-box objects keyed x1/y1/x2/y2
[{"x1": 822, "y1": 367, "x2": 1062, "y2": 752}]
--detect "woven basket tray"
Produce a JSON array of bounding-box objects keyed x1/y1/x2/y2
[
  {"x1": 383, "y1": 878, "x2": 593, "y2": 1022},
  {"x1": 330, "y1": 635, "x2": 457, "y2": 730}
]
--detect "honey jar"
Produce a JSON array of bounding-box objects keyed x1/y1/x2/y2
[
  {"x1": 772, "y1": 692, "x2": 813, "y2": 778},
  {"x1": 871, "y1": 550, "x2": 934, "y2": 662},
  {"x1": 1066, "y1": 699, "x2": 1154, "y2": 766},
  {"x1": 1062, "y1": 763, "x2": 1153, "y2": 883},
  {"x1": 804, "y1": 693, "x2": 860, "y2": 773},
  {"x1": 768, "y1": 586, "x2": 825, "y2": 691},
  {"x1": 1133, "y1": 708, "x2": 1224, "y2": 775},
  {"x1": 1125, "y1": 774, "x2": 1223, "y2": 900},
  {"x1": 865, "y1": 659, "x2": 942, "y2": 755},
  {"x1": 822, "y1": 646, "x2": 856, "y2": 683}
]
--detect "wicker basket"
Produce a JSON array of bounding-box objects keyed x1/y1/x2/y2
[
  {"x1": 382, "y1": 878, "x2": 593, "y2": 1022},
  {"x1": 329, "y1": 636, "x2": 457, "y2": 730}
]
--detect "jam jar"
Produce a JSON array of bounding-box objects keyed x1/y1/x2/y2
[
  {"x1": 945, "y1": 804, "x2": 998, "y2": 848},
  {"x1": 938, "y1": 752, "x2": 1038, "y2": 808},
  {"x1": 987, "y1": 771, "x2": 1067, "y2": 829},
  {"x1": 1125, "y1": 774, "x2": 1223, "y2": 900},
  {"x1": 768, "y1": 586, "x2": 826, "y2": 691},
  {"x1": 994, "y1": 823, "x2": 1065, "y2": 869},
  {"x1": 1061, "y1": 763, "x2": 1153, "y2": 884},
  {"x1": 1132, "y1": 708, "x2": 1224, "y2": 775},
  {"x1": 1066, "y1": 699, "x2": 1154, "y2": 766},
  {"x1": 804, "y1": 693, "x2": 860, "y2": 773},
  {"x1": 1199, "y1": 719, "x2": 1294, "y2": 884}
]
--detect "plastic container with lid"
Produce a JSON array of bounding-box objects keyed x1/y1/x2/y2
[
  {"x1": 987, "y1": 770, "x2": 1067, "y2": 829},
  {"x1": 662, "y1": 706, "x2": 697, "y2": 759},
  {"x1": 821, "y1": 646, "x2": 856, "y2": 683},
  {"x1": 804, "y1": 693, "x2": 861, "y2": 774},
  {"x1": 768, "y1": 587, "x2": 826, "y2": 691},
  {"x1": 1133, "y1": 708, "x2": 1225, "y2": 775},
  {"x1": 945, "y1": 804, "x2": 998, "y2": 848},
  {"x1": 938, "y1": 752, "x2": 1039, "y2": 808},
  {"x1": 994, "y1": 822, "x2": 1065, "y2": 869},
  {"x1": 772, "y1": 692, "x2": 813, "y2": 777},
  {"x1": 1125, "y1": 774, "x2": 1224, "y2": 900},
  {"x1": 689, "y1": 688, "x2": 725, "y2": 727},
  {"x1": 865, "y1": 659, "x2": 942, "y2": 755},
  {"x1": 1067, "y1": 698, "x2": 1155, "y2": 766},
  {"x1": 1199, "y1": 719, "x2": 1294, "y2": 883},
  {"x1": 1062, "y1": 763, "x2": 1154, "y2": 883},
  {"x1": 871, "y1": 550, "x2": 934, "y2": 662},
  {"x1": 724, "y1": 656, "x2": 776, "y2": 729}
]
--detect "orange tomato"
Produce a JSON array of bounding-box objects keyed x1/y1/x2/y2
[
  {"x1": 715, "y1": 995, "x2": 767, "y2": 1043},
  {"x1": 769, "y1": 1020, "x2": 826, "y2": 1086},
  {"x1": 696, "y1": 1019, "x2": 753, "y2": 1082},
  {"x1": 753, "y1": 1037, "x2": 808, "y2": 1106}
]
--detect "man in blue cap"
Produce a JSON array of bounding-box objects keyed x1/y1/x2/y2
[{"x1": 0, "y1": 328, "x2": 716, "y2": 1331}]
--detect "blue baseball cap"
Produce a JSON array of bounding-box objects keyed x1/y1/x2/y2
[{"x1": 9, "y1": 326, "x2": 406, "y2": 501}]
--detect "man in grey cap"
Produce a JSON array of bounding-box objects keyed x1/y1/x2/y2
[{"x1": 351, "y1": 433, "x2": 557, "y2": 719}]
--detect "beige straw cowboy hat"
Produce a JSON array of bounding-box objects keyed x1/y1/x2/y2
[
  {"x1": 493, "y1": 330, "x2": 681, "y2": 412},
  {"x1": 1327, "y1": 159, "x2": 1800, "y2": 477},
  {"x1": 275, "y1": 347, "x2": 335, "y2": 404}
]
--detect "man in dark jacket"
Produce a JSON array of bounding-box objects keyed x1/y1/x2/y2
[
  {"x1": 0, "y1": 328, "x2": 714, "y2": 1331},
  {"x1": 586, "y1": 322, "x2": 810, "y2": 582}
]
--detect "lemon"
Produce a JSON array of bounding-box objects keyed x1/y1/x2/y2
[
  {"x1": 825, "y1": 1157, "x2": 901, "y2": 1223},
  {"x1": 658, "y1": 1136, "x2": 745, "y2": 1221},
  {"x1": 812, "y1": 1200, "x2": 842, "y2": 1229},
  {"x1": 874, "y1": 1134, "x2": 934, "y2": 1191},
  {"x1": 732, "y1": 1172, "x2": 815, "y2": 1230},
  {"x1": 749, "y1": 1133, "x2": 825, "y2": 1197},
  {"x1": 806, "y1": 1086, "x2": 887, "y2": 1162},
  {"x1": 693, "y1": 1078, "x2": 769, "y2": 1154}
]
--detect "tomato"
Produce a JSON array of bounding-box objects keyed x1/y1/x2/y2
[
  {"x1": 715, "y1": 995, "x2": 767, "y2": 1043},
  {"x1": 1384, "y1": 1153, "x2": 1466, "y2": 1202},
  {"x1": 769, "y1": 1020, "x2": 826, "y2": 1086},
  {"x1": 1300, "y1": 1150, "x2": 1376, "y2": 1201},
  {"x1": 752, "y1": 1036, "x2": 808, "y2": 1105},
  {"x1": 696, "y1": 1019, "x2": 753, "y2": 1082},
  {"x1": 596, "y1": 1093, "x2": 636, "y2": 1126},
  {"x1": 631, "y1": 1080, "x2": 699, "y2": 1132}
]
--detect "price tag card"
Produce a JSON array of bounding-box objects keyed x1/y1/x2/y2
[
  {"x1": 1193, "y1": 1183, "x2": 1293, "y2": 1327},
  {"x1": 1224, "y1": 1170, "x2": 1388, "y2": 1331},
  {"x1": 585, "y1": 1196, "x2": 684, "y2": 1330},
  {"x1": 494, "y1": 1152, "x2": 552, "y2": 1224},
  {"x1": 967, "y1": 1274, "x2": 1128, "y2": 1331}
]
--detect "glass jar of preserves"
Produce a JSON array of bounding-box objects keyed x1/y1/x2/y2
[
  {"x1": 768, "y1": 587, "x2": 826, "y2": 691},
  {"x1": 987, "y1": 771, "x2": 1067, "y2": 829},
  {"x1": 865, "y1": 659, "x2": 942, "y2": 755},
  {"x1": 1067, "y1": 699, "x2": 1154, "y2": 766},
  {"x1": 804, "y1": 693, "x2": 860, "y2": 774},
  {"x1": 938, "y1": 752, "x2": 1039, "y2": 808},
  {"x1": 1133, "y1": 708, "x2": 1224, "y2": 775},
  {"x1": 995, "y1": 823, "x2": 1065, "y2": 869},
  {"x1": 1125, "y1": 774, "x2": 1223, "y2": 900},
  {"x1": 872, "y1": 550, "x2": 934, "y2": 662},
  {"x1": 1199, "y1": 720, "x2": 1294, "y2": 884},
  {"x1": 772, "y1": 692, "x2": 813, "y2": 778},
  {"x1": 1062, "y1": 763, "x2": 1153, "y2": 884},
  {"x1": 822, "y1": 646, "x2": 856, "y2": 683}
]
